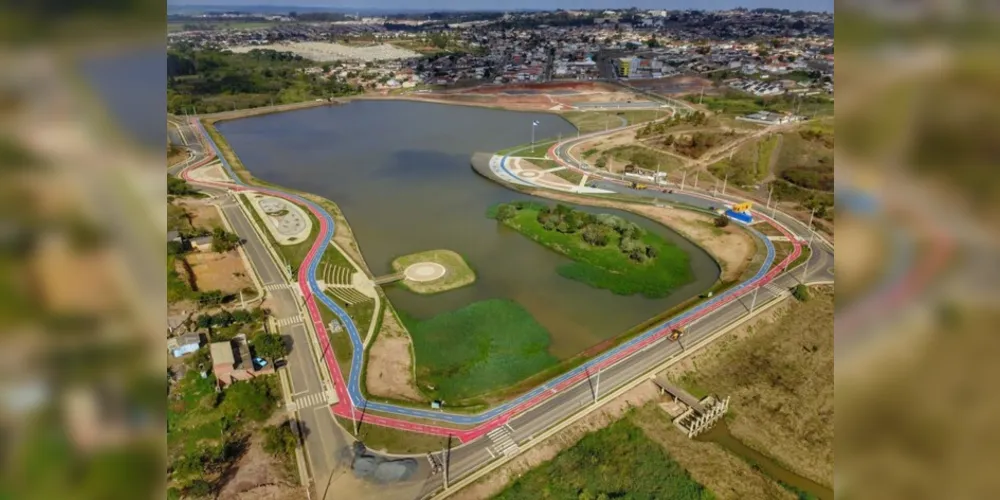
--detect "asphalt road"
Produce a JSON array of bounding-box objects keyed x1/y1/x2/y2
[
  {"x1": 175, "y1": 114, "x2": 832, "y2": 500},
  {"x1": 172, "y1": 118, "x2": 351, "y2": 497}
]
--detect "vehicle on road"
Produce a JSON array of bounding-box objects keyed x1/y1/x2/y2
[{"x1": 669, "y1": 328, "x2": 685, "y2": 341}]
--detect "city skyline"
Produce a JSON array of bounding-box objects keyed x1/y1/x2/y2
[{"x1": 168, "y1": 0, "x2": 834, "y2": 13}]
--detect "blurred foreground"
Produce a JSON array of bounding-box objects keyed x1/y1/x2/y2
[{"x1": 835, "y1": 2, "x2": 1000, "y2": 499}]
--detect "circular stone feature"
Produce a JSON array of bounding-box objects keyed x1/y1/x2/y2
[
  {"x1": 520, "y1": 171, "x2": 541, "y2": 178},
  {"x1": 404, "y1": 262, "x2": 447, "y2": 282}
]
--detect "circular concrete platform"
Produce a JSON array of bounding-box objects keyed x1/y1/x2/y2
[
  {"x1": 521, "y1": 170, "x2": 541, "y2": 178},
  {"x1": 404, "y1": 262, "x2": 447, "y2": 282}
]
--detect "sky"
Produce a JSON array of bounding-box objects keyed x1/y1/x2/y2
[{"x1": 169, "y1": 1, "x2": 834, "y2": 13}]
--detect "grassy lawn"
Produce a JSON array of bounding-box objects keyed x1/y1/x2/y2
[
  {"x1": 402, "y1": 299, "x2": 559, "y2": 403},
  {"x1": 606, "y1": 144, "x2": 684, "y2": 172},
  {"x1": 707, "y1": 137, "x2": 771, "y2": 188},
  {"x1": 664, "y1": 287, "x2": 834, "y2": 486},
  {"x1": 497, "y1": 139, "x2": 558, "y2": 157},
  {"x1": 562, "y1": 110, "x2": 663, "y2": 134},
  {"x1": 756, "y1": 134, "x2": 780, "y2": 179},
  {"x1": 495, "y1": 417, "x2": 714, "y2": 500},
  {"x1": 318, "y1": 299, "x2": 356, "y2": 375},
  {"x1": 550, "y1": 166, "x2": 585, "y2": 185},
  {"x1": 496, "y1": 203, "x2": 694, "y2": 298},
  {"x1": 391, "y1": 249, "x2": 475, "y2": 294},
  {"x1": 691, "y1": 91, "x2": 833, "y2": 119},
  {"x1": 334, "y1": 416, "x2": 452, "y2": 454}
]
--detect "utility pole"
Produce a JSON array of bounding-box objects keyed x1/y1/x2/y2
[
  {"x1": 680, "y1": 170, "x2": 686, "y2": 191},
  {"x1": 594, "y1": 366, "x2": 601, "y2": 404},
  {"x1": 749, "y1": 284, "x2": 759, "y2": 315},
  {"x1": 713, "y1": 178, "x2": 719, "y2": 197},
  {"x1": 699, "y1": 86, "x2": 705, "y2": 105},
  {"x1": 722, "y1": 173, "x2": 728, "y2": 196},
  {"x1": 693, "y1": 171, "x2": 699, "y2": 190},
  {"x1": 350, "y1": 404, "x2": 358, "y2": 436},
  {"x1": 800, "y1": 208, "x2": 815, "y2": 282},
  {"x1": 766, "y1": 185, "x2": 773, "y2": 211},
  {"x1": 656, "y1": 163, "x2": 661, "y2": 185}
]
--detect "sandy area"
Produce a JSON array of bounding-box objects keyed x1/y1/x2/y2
[
  {"x1": 450, "y1": 382, "x2": 663, "y2": 500},
  {"x1": 539, "y1": 191, "x2": 757, "y2": 282},
  {"x1": 509, "y1": 157, "x2": 577, "y2": 189},
  {"x1": 365, "y1": 308, "x2": 426, "y2": 402},
  {"x1": 33, "y1": 236, "x2": 120, "y2": 315},
  {"x1": 186, "y1": 251, "x2": 254, "y2": 294},
  {"x1": 229, "y1": 42, "x2": 419, "y2": 62},
  {"x1": 835, "y1": 214, "x2": 883, "y2": 300},
  {"x1": 187, "y1": 162, "x2": 232, "y2": 184}
]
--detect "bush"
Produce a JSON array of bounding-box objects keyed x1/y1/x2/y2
[
  {"x1": 263, "y1": 421, "x2": 299, "y2": 457},
  {"x1": 220, "y1": 378, "x2": 278, "y2": 422},
  {"x1": 793, "y1": 284, "x2": 810, "y2": 302},
  {"x1": 211, "y1": 227, "x2": 242, "y2": 253},
  {"x1": 184, "y1": 480, "x2": 213, "y2": 498},
  {"x1": 714, "y1": 215, "x2": 730, "y2": 228},
  {"x1": 495, "y1": 203, "x2": 517, "y2": 221}
]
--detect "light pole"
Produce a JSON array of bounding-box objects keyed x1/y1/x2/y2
[
  {"x1": 749, "y1": 284, "x2": 759, "y2": 315},
  {"x1": 722, "y1": 173, "x2": 728, "y2": 196},
  {"x1": 594, "y1": 365, "x2": 601, "y2": 404},
  {"x1": 531, "y1": 120, "x2": 539, "y2": 146},
  {"x1": 680, "y1": 170, "x2": 687, "y2": 191},
  {"x1": 765, "y1": 185, "x2": 773, "y2": 211},
  {"x1": 800, "y1": 208, "x2": 816, "y2": 282}
]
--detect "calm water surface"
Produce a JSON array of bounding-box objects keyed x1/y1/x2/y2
[{"x1": 219, "y1": 100, "x2": 719, "y2": 358}]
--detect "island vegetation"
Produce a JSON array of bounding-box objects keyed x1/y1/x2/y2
[
  {"x1": 490, "y1": 201, "x2": 693, "y2": 298},
  {"x1": 402, "y1": 299, "x2": 558, "y2": 403}
]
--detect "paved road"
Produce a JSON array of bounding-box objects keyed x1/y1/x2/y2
[
  {"x1": 172, "y1": 118, "x2": 351, "y2": 497},
  {"x1": 180, "y1": 114, "x2": 828, "y2": 500}
]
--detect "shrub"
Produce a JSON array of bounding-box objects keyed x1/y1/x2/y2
[
  {"x1": 793, "y1": 284, "x2": 810, "y2": 302},
  {"x1": 263, "y1": 421, "x2": 299, "y2": 457},
  {"x1": 495, "y1": 204, "x2": 517, "y2": 222},
  {"x1": 714, "y1": 215, "x2": 730, "y2": 228}
]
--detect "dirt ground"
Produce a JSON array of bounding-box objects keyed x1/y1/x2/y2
[
  {"x1": 450, "y1": 382, "x2": 664, "y2": 500},
  {"x1": 628, "y1": 75, "x2": 715, "y2": 96},
  {"x1": 665, "y1": 287, "x2": 835, "y2": 486},
  {"x1": 175, "y1": 198, "x2": 224, "y2": 231},
  {"x1": 217, "y1": 418, "x2": 300, "y2": 500},
  {"x1": 405, "y1": 81, "x2": 650, "y2": 112},
  {"x1": 185, "y1": 250, "x2": 254, "y2": 294},
  {"x1": 835, "y1": 214, "x2": 883, "y2": 301},
  {"x1": 539, "y1": 191, "x2": 757, "y2": 282},
  {"x1": 365, "y1": 308, "x2": 426, "y2": 402}
]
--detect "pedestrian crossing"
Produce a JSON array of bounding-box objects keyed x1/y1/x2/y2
[
  {"x1": 486, "y1": 425, "x2": 519, "y2": 458},
  {"x1": 275, "y1": 316, "x2": 302, "y2": 328},
  {"x1": 764, "y1": 282, "x2": 787, "y2": 296},
  {"x1": 293, "y1": 391, "x2": 329, "y2": 410},
  {"x1": 264, "y1": 283, "x2": 293, "y2": 291}
]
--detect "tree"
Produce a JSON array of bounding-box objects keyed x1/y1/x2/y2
[
  {"x1": 211, "y1": 227, "x2": 241, "y2": 252},
  {"x1": 581, "y1": 224, "x2": 610, "y2": 247},
  {"x1": 495, "y1": 204, "x2": 517, "y2": 221},
  {"x1": 714, "y1": 215, "x2": 730, "y2": 228},
  {"x1": 221, "y1": 379, "x2": 277, "y2": 422},
  {"x1": 793, "y1": 284, "x2": 810, "y2": 302},
  {"x1": 263, "y1": 421, "x2": 299, "y2": 456},
  {"x1": 184, "y1": 479, "x2": 213, "y2": 498},
  {"x1": 595, "y1": 156, "x2": 607, "y2": 169},
  {"x1": 254, "y1": 332, "x2": 287, "y2": 362},
  {"x1": 196, "y1": 314, "x2": 212, "y2": 329}
]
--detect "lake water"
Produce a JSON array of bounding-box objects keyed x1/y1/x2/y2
[{"x1": 218, "y1": 100, "x2": 719, "y2": 358}]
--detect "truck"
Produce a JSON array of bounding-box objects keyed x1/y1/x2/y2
[{"x1": 631, "y1": 182, "x2": 648, "y2": 190}]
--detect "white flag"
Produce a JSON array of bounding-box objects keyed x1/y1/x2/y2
[{"x1": 532, "y1": 120, "x2": 540, "y2": 126}]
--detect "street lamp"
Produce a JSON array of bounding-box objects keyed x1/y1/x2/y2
[{"x1": 531, "y1": 120, "x2": 539, "y2": 146}]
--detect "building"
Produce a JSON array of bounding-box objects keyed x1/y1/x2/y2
[
  {"x1": 190, "y1": 235, "x2": 213, "y2": 252},
  {"x1": 168, "y1": 333, "x2": 202, "y2": 358},
  {"x1": 617, "y1": 56, "x2": 636, "y2": 78},
  {"x1": 737, "y1": 111, "x2": 800, "y2": 125},
  {"x1": 210, "y1": 334, "x2": 274, "y2": 387}
]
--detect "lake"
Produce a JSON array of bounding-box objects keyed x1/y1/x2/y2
[{"x1": 218, "y1": 99, "x2": 720, "y2": 358}]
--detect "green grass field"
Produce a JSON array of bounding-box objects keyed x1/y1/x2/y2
[
  {"x1": 496, "y1": 139, "x2": 558, "y2": 157},
  {"x1": 403, "y1": 299, "x2": 558, "y2": 402},
  {"x1": 335, "y1": 416, "x2": 452, "y2": 454},
  {"x1": 562, "y1": 109, "x2": 664, "y2": 134},
  {"x1": 501, "y1": 205, "x2": 694, "y2": 298},
  {"x1": 391, "y1": 249, "x2": 475, "y2": 294},
  {"x1": 495, "y1": 417, "x2": 715, "y2": 500}
]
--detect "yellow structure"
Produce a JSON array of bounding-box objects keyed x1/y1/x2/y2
[
  {"x1": 733, "y1": 202, "x2": 753, "y2": 212},
  {"x1": 618, "y1": 57, "x2": 632, "y2": 77}
]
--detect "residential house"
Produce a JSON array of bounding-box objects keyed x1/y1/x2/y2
[
  {"x1": 210, "y1": 333, "x2": 274, "y2": 388},
  {"x1": 190, "y1": 235, "x2": 213, "y2": 252},
  {"x1": 168, "y1": 333, "x2": 203, "y2": 358}
]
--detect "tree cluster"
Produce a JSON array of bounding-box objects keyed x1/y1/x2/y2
[
  {"x1": 211, "y1": 227, "x2": 242, "y2": 253},
  {"x1": 634, "y1": 111, "x2": 710, "y2": 140},
  {"x1": 167, "y1": 49, "x2": 363, "y2": 114},
  {"x1": 496, "y1": 203, "x2": 659, "y2": 264},
  {"x1": 263, "y1": 421, "x2": 299, "y2": 457},
  {"x1": 167, "y1": 175, "x2": 198, "y2": 196}
]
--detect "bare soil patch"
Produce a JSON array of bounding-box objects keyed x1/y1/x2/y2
[
  {"x1": 217, "y1": 429, "x2": 300, "y2": 500},
  {"x1": 365, "y1": 308, "x2": 426, "y2": 402},
  {"x1": 186, "y1": 251, "x2": 254, "y2": 294},
  {"x1": 176, "y1": 199, "x2": 224, "y2": 231},
  {"x1": 451, "y1": 382, "x2": 663, "y2": 500},
  {"x1": 538, "y1": 191, "x2": 757, "y2": 282}
]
